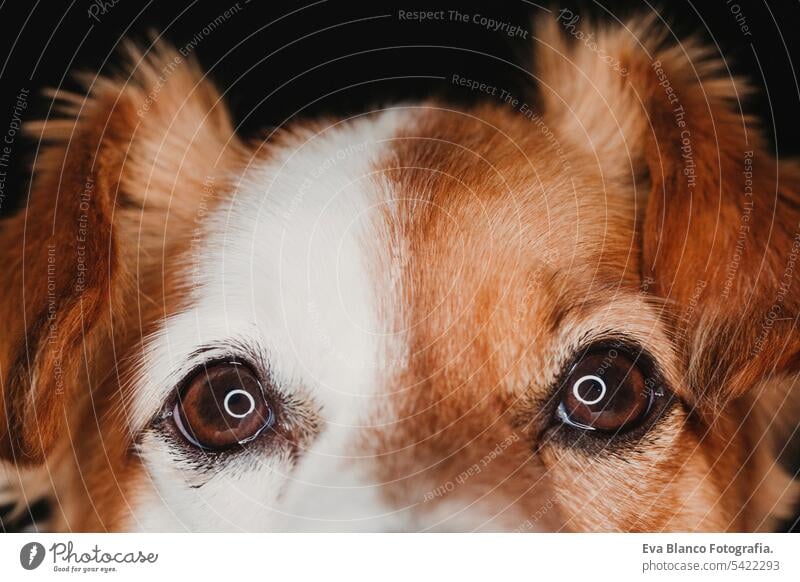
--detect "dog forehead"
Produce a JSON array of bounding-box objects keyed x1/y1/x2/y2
[{"x1": 163, "y1": 104, "x2": 632, "y2": 425}]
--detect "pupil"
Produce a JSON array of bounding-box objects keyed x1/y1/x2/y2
[
  {"x1": 228, "y1": 394, "x2": 246, "y2": 413},
  {"x1": 573, "y1": 375, "x2": 606, "y2": 405},
  {"x1": 223, "y1": 388, "x2": 256, "y2": 418},
  {"x1": 579, "y1": 382, "x2": 603, "y2": 400}
]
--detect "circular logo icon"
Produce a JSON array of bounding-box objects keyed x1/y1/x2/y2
[{"x1": 19, "y1": 542, "x2": 46, "y2": 570}]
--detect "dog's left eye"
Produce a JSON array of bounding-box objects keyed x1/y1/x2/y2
[
  {"x1": 556, "y1": 347, "x2": 658, "y2": 434},
  {"x1": 172, "y1": 363, "x2": 274, "y2": 450}
]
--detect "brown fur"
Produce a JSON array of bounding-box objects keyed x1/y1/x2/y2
[
  {"x1": 362, "y1": 15, "x2": 800, "y2": 531},
  {"x1": 1, "y1": 15, "x2": 798, "y2": 531},
  {"x1": 1, "y1": 44, "x2": 245, "y2": 528}
]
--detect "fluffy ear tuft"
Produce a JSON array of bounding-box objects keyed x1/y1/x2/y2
[
  {"x1": 30, "y1": 41, "x2": 242, "y2": 233},
  {"x1": 533, "y1": 11, "x2": 754, "y2": 187},
  {"x1": 0, "y1": 42, "x2": 243, "y2": 464}
]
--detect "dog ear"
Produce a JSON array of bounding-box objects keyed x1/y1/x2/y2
[
  {"x1": 0, "y1": 43, "x2": 242, "y2": 464},
  {"x1": 534, "y1": 12, "x2": 800, "y2": 411},
  {"x1": 634, "y1": 43, "x2": 800, "y2": 412}
]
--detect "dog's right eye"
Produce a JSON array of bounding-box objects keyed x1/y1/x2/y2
[{"x1": 172, "y1": 363, "x2": 275, "y2": 450}]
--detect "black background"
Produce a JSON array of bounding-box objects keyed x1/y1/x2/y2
[
  {"x1": 1, "y1": 0, "x2": 799, "y2": 218},
  {"x1": 0, "y1": 0, "x2": 798, "y2": 531}
]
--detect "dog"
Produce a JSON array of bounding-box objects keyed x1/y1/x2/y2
[{"x1": 1, "y1": 14, "x2": 798, "y2": 532}]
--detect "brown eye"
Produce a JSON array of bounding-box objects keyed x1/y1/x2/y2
[
  {"x1": 557, "y1": 348, "x2": 656, "y2": 433},
  {"x1": 173, "y1": 363, "x2": 274, "y2": 450}
]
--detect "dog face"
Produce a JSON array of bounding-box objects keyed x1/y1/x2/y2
[{"x1": 1, "y1": 17, "x2": 799, "y2": 532}]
